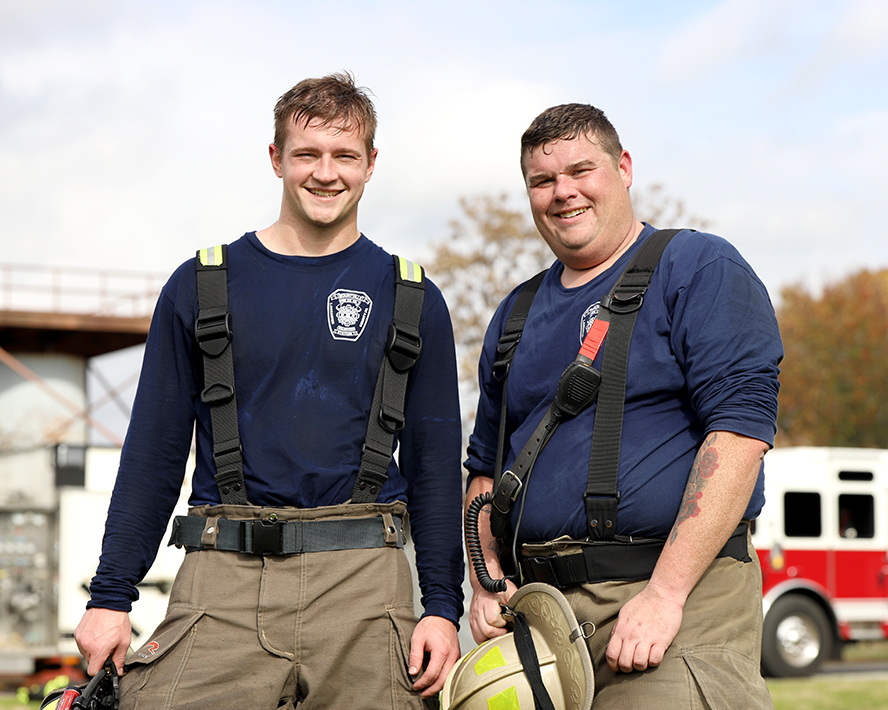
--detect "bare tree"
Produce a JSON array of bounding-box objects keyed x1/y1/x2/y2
[{"x1": 429, "y1": 186, "x2": 711, "y2": 440}]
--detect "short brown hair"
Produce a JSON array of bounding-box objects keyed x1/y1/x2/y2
[
  {"x1": 273, "y1": 72, "x2": 377, "y2": 153},
  {"x1": 520, "y1": 103, "x2": 622, "y2": 173}
]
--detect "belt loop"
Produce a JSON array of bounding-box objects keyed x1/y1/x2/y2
[
  {"x1": 201, "y1": 516, "x2": 220, "y2": 548},
  {"x1": 381, "y1": 513, "x2": 399, "y2": 546}
]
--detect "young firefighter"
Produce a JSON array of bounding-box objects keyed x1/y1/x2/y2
[
  {"x1": 464, "y1": 103, "x2": 782, "y2": 708},
  {"x1": 74, "y1": 73, "x2": 464, "y2": 710}
]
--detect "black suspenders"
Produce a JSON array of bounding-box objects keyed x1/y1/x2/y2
[
  {"x1": 490, "y1": 229, "x2": 680, "y2": 541},
  {"x1": 195, "y1": 245, "x2": 249, "y2": 505},
  {"x1": 195, "y1": 248, "x2": 425, "y2": 505}
]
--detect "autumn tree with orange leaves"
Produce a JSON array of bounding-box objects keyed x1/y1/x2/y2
[{"x1": 775, "y1": 269, "x2": 888, "y2": 448}]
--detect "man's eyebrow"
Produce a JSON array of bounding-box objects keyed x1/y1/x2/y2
[
  {"x1": 527, "y1": 159, "x2": 598, "y2": 182},
  {"x1": 565, "y1": 159, "x2": 597, "y2": 171}
]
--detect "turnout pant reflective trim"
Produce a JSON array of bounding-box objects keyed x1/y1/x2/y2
[
  {"x1": 559, "y1": 529, "x2": 774, "y2": 710},
  {"x1": 121, "y1": 502, "x2": 432, "y2": 710}
]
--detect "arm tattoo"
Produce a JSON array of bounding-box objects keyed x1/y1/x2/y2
[
  {"x1": 669, "y1": 432, "x2": 720, "y2": 545},
  {"x1": 479, "y1": 505, "x2": 500, "y2": 554}
]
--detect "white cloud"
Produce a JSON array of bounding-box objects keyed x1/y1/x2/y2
[
  {"x1": 655, "y1": 0, "x2": 800, "y2": 84},
  {"x1": 832, "y1": 0, "x2": 888, "y2": 58},
  {"x1": 0, "y1": 0, "x2": 885, "y2": 297}
]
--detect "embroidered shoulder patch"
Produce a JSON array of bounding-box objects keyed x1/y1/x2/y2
[
  {"x1": 580, "y1": 301, "x2": 601, "y2": 345},
  {"x1": 327, "y1": 289, "x2": 373, "y2": 341}
]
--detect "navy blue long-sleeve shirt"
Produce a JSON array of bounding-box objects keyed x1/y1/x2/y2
[
  {"x1": 465, "y1": 225, "x2": 783, "y2": 543},
  {"x1": 89, "y1": 233, "x2": 464, "y2": 624}
]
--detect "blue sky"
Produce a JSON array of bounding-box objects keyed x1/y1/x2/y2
[
  {"x1": 2, "y1": 0, "x2": 886, "y2": 302},
  {"x1": 1, "y1": 0, "x2": 887, "y2": 443}
]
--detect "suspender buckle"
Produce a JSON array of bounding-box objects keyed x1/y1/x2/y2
[
  {"x1": 492, "y1": 333, "x2": 521, "y2": 381},
  {"x1": 195, "y1": 308, "x2": 232, "y2": 357},
  {"x1": 386, "y1": 321, "x2": 422, "y2": 372},
  {"x1": 492, "y1": 470, "x2": 523, "y2": 515},
  {"x1": 601, "y1": 292, "x2": 643, "y2": 315},
  {"x1": 378, "y1": 404, "x2": 406, "y2": 433}
]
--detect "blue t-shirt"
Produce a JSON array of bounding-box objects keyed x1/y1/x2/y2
[
  {"x1": 89, "y1": 233, "x2": 464, "y2": 623},
  {"x1": 465, "y1": 225, "x2": 783, "y2": 542}
]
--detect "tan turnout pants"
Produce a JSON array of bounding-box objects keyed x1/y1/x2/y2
[
  {"x1": 119, "y1": 503, "x2": 432, "y2": 710},
  {"x1": 557, "y1": 531, "x2": 774, "y2": 709}
]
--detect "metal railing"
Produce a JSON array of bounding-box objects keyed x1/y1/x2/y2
[{"x1": 0, "y1": 263, "x2": 165, "y2": 319}]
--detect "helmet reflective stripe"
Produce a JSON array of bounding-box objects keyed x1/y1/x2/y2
[
  {"x1": 199, "y1": 245, "x2": 224, "y2": 267},
  {"x1": 397, "y1": 256, "x2": 422, "y2": 283},
  {"x1": 488, "y1": 686, "x2": 521, "y2": 710},
  {"x1": 474, "y1": 646, "x2": 508, "y2": 674},
  {"x1": 440, "y1": 583, "x2": 594, "y2": 710}
]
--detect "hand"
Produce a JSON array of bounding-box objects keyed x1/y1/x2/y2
[
  {"x1": 408, "y1": 615, "x2": 460, "y2": 698},
  {"x1": 605, "y1": 582, "x2": 684, "y2": 673},
  {"x1": 468, "y1": 580, "x2": 518, "y2": 645},
  {"x1": 74, "y1": 607, "x2": 132, "y2": 676}
]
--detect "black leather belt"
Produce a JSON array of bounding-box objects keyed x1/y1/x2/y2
[
  {"x1": 519, "y1": 522, "x2": 750, "y2": 589},
  {"x1": 167, "y1": 514, "x2": 403, "y2": 556}
]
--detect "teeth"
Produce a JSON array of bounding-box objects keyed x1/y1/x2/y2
[
  {"x1": 308, "y1": 189, "x2": 341, "y2": 197},
  {"x1": 559, "y1": 207, "x2": 588, "y2": 219}
]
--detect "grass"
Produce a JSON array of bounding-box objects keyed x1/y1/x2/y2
[
  {"x1": 767, "y1": 676, "x2": 888, "y2": 710},
  {"x1": 0, "y1": 698, "x2": 39, "y2": 710},
  {"x1": 842, "y1": 640, "x2": 888, "y2": 662}
]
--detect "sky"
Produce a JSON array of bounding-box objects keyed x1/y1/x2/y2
[{"x1": 1, "y1": 0, "x2": 887, "y2": 441}]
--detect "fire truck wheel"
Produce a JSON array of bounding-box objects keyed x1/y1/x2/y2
[{"x1": 761, "y1": 594, "x2": 832, "y2": 677}]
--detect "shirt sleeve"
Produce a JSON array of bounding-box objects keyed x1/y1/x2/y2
[
  {"x1": 87, "y1": 266, "x2": 197, "y2": 611},
  {"x1": 397, "y1": 280, "x2": 465, "y2": 624},
  {"x1": 464, "y1": 286, "x2": 524, "y2": 484},
  {"x1": 666, "y1": 242, "x2": 783, "y2": 446}
]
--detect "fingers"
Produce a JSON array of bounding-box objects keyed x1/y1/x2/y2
[
  {"x1": 606, "y1": 621, "x2": 670, "y2": 673},
  {"x1": 412, "y1": 646, "x2": 457, "y2": 698},
  {"x1": 74, "y1": 608, "x2": 131, "y2": 676},
  {"x1": 606, "y1": 636, "x2": 657, "y2": 673},
  {"x1": 111, "y1": 645, "x2": 128, "y2": 676},
  {"x1": 468, "y1": 580, "x2": 519, "y2": 644},
  {"x1": 468, "y1": 596, "x2": 508, "y2": 644},
  {"x1": 409, "y1": 616, "x2": 460, "y2": 698}
]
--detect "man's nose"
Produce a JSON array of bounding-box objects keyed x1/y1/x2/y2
[
  {"x1": 553, "y1": 175, "x2": 577, "y2": 201},
  {"x1": 313, "y1": 155, "x2": 336, "y2": 182}
]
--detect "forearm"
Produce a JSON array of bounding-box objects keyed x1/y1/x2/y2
[
  {"x1": 465, "y1": 475, "x2": 504, "y2": 591},
  {"x1": 606, "y1": 430, "x2": 767, "y2": 672},
  {"x1": 648, "y1": 430, "x2": 767, "y2": 606},
  {"x1": 465, "y1": 474, "x2": 517, "y2": 642}
]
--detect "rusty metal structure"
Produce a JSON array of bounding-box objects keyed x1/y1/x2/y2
[{"x1": 0, "y1": 262, "x2": 166, "y2": 677}]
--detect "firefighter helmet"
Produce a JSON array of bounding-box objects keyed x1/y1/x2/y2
[
  {"x1": 40, "y1": 659, "x2": 119, "y2": 710},
  {"x1": 441, "y1": 583, "x2": 594, "y2": 710}
]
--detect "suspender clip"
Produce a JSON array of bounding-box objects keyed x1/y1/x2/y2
[
  {"x1": 195, "y1": 308, "x2": 232, "y2": 357},
  {"x1": 386, "y1": 321, "x2": 422, "y2": 372}
]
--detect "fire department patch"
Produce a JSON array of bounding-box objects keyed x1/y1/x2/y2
[
  {"x1": 580, "y1": 301, "x2": 601, "y2": 345},
  {"x1": 327, "y1": 289, "x2": 373, "y2": 341}
]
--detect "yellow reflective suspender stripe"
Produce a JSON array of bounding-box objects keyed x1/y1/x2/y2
[
  {"x1": 199, "y1": 245, "x2": 224, "y2": 267},
  {"x1": 396, "y1": 256, "x2": 422, "y2": 283}
]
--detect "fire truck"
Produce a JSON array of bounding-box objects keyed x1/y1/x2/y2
[
  {"x1": 0, "y1": 444, "x2": 190, "y2": 682},
  {"x1": 752, "y1": 446, "x2": 888, "y2": 676}
]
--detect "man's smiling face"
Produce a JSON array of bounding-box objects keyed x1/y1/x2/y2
[
  {"x1": 271, "y1": 117, "x2": 377, "y2": 237},
  {"x1": 523, "y1": 132, "x2": 636, "y2": 272}
]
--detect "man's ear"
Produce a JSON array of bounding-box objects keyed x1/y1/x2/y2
[
  {"x1": 365, "y1": 147, "x2": 379, "y2": 183},
  {"x1": 269, "y1": 143, "x2": 284, "y2": 178},
  {"x1": 619, "y1": 149, "x2": 633, "y2": 189}
]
